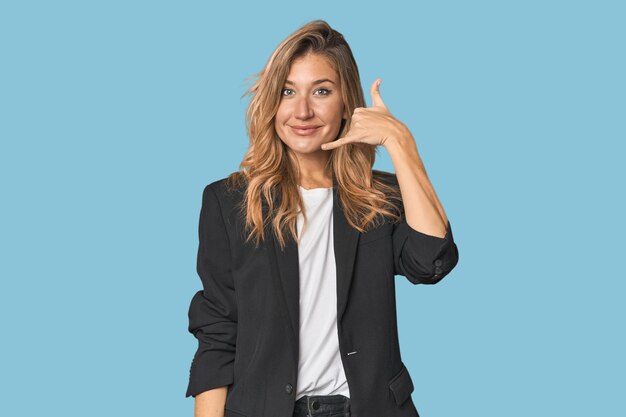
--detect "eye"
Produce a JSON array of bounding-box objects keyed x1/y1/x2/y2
[
  {"x1": 282, "y1": 88, "x2": 294, "y2": 96},
  {"x1": 314, "y1": 88, "x2": 332, "y2": 96}
]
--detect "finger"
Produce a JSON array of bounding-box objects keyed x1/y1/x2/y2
[
  {"x1": 370, "y1": 78, "x2": 387, "y2": 109},
  {"x1": 321, "y1": 139, "x2": 341, "y2": 150},
  {"x1": 321, "y1": 135, "x2": 352, "y2": 150},
  {"x1": 322, "y1": 132, "x2": 372, "y2": 150}
]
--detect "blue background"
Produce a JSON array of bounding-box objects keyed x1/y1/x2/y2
[{"x1": 1, "y1": 1, "x2": 624, "y2": 416}]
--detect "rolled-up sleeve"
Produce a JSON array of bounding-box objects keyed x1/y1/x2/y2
[
  {"x1": 393, "y1": 218, "x2": 459, "y2": 284},
  {"x1": 186, "y1": 184, "x2": 238, "y2": 398}
]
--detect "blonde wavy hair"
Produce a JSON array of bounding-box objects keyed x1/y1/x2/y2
[{"x1": 225, "y1": 19, "x2": 403, "y2": 250}]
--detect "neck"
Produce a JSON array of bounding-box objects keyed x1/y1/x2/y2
[{"x1": 294, "y1": 151, "x2": 332, "y2": 188}]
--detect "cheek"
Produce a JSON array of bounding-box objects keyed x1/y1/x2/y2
[
  {"x1": 274, "y1": 108, "x2": 287, "y2": 128},
  {"x1": 275, "y1": 102, "x2": 292, "y2": 121},
  {"x1": 322, "y1": 99, "x2": 344, "y2": 119},
  {"x1": 319, "y1": 104, "x2": 344, "y2": 125}
]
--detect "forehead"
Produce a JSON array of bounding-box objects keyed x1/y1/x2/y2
[{"x1": 285, "y1": 54, "x2": 337, "y2": 84}]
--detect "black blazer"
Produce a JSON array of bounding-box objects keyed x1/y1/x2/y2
[{"x1": 185, "y1": 169, "x2": 459, "y2": 417}]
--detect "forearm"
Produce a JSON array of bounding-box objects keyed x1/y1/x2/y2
[
  {"x1": 385, "y1": 132, "x2": 448, "y2": 238},
  {"x1": 194, "y1": 386, "x2": 228, "y2": 417}
]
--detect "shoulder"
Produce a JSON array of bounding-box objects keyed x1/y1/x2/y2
[
  {"x1": 202, "y1": 171, "x2": 246, "y2": 207},
  {"x1": 203, "y1": 170, "x2": 396, "y2": 202},
  {"x1": 372, "y1": 169, "x2": 399, "y2": 188},
  {"x1": 371, "y1": 169, "x2": 403, "y2": 218}
]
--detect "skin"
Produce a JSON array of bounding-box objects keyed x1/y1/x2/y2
[
  {"x1": 321, "y1": 77, "x2": 450, "y2": 238},
  {"x1": 274, "y1": 52, "x2": 348, "y2": 189},
  {"x1": 195, "y1": 386, "x2": 227, "y2": 417},
  {"x1": 194, "y1": 51, "x2": 452, "y2": 417},
  {"x1": 194, "y1": 54, "x2": 346, "y2": 417},
  {"x1": 275, "y1": 51, "x2": 449, "y2": 237}
]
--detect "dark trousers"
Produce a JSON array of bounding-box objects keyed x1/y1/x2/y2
[{"x1": 292, "y1": 394, "x2": 351, "y2": 417}]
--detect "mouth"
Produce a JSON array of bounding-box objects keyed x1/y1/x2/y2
[{"x1": 290, "y1": 126, "x2": 321, "y2": 136}]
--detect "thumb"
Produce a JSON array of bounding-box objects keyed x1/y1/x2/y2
[{"x1": 370, "y1": 78, "x2": 386, "y2": 109}]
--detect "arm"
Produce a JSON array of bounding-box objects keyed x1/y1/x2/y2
[
  {"x1": 386, "y1": 132, "x2": 459, "y2": 284},
  {"x1": 318, "y1": 77, "x2": 458, "y2": 284},
  {"x1": 194, "y1": 386, "x2": 228, "y2": 417},
  {"x1": 186, "y1": 184, "x2": 238, "y2": 411}
]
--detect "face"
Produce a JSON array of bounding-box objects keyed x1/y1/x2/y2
[{"x1": 274, "y1": 53, "x2": 347, "y2": 158}]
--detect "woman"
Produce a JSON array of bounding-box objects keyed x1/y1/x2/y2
[{"x1": 186, "y1": 20, "x2": 459, "y2": 417}]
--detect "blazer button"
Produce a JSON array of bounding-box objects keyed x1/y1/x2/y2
[
  {"x1": 434, "y1": 259, "x2": 443, "y2": 266},
  {"x1": 435, "y1": 266, "x2": 443, "y2": 274},
  {"x1": 285, "y1": 383, "x2": 293, "y2": 394}
]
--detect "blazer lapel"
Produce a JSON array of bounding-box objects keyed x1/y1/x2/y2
[
  {"x1": 264, "y1": 176, "x2": 360, "y2": 365},
  {"x1": 332, "y1": 176, "x2": 360, "y2": 325}
]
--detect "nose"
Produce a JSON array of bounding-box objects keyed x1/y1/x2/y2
[{"x1": 294, "y1": 96, "x2": 314, "y2": 120}]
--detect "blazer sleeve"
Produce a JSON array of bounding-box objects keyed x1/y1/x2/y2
[
  {"x1": 393, "y1": 218, "x2": 459, "y2": 284},
  {"x1": 390, "y1": 182, "x2": 460, "y2": 285},
  {"x1": 186, "y1": 184, "x2": 238, "y2": 398}
]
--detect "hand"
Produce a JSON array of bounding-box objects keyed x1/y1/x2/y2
[{"x1": 321, "y1": 78, "x2": 411, "y2": 151}]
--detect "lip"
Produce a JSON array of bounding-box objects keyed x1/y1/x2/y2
[{"x1": 290, "y1": 125, "x2": 321, "y2": 136}]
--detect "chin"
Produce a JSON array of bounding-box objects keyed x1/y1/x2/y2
[{"x1": 290, "y1": 143, "x2": 325, "y2": 154}]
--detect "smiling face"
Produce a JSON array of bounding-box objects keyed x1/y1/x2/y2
[{"x1": 274, "y1": 53, "x2": 347, "y2": 158}]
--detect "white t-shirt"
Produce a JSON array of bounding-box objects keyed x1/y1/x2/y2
[{"x1": 294, "y1": 185, "x2": 350, "y2": 400}]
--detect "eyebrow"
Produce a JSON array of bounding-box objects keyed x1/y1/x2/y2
[{"x1": 284, "y1": 78, "x2": 336, "y2": 86}]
